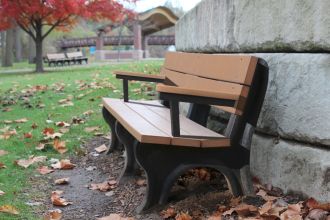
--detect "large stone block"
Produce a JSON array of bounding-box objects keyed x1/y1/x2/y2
[
  {"x1": 251, "y1": 134, "x2": 330, "y2": 202},
  {"x1": 176, "y1": 0, "x2": 330, "y2": 52}
]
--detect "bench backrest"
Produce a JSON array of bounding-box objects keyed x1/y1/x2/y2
[
  {"x1": 66, "y1": 51, "x2": 84, "y2": 58},
  {"x1": 47, "y1": 53, "x2": 66, "y2": 60},
  {"x1": 162, "y1": 52, "x2": 269, "y2": 136}
]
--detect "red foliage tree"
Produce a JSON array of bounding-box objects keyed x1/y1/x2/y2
[{"x1": 0, "y1": 0, "x2": 134, "y2": 72}]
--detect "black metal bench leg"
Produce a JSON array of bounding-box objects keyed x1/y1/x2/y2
[
  {"x1": 102, "y1": 107, "x2": 122, "y2": 154},
  {"x1": 115, "y1": 122, "x2": 140, "y2": 183},
  {"x1": 133, "y1": 143, "x2": 250, "y2": 212}
]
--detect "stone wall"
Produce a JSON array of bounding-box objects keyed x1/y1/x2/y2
[{"x1": 176, "y1": 0, "x2": 330, "y2": 201}]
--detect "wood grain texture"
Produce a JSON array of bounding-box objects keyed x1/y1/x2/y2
[
  {"x1": 102, "y1": 98, "x2": 229, "y2": 147},
  {"x1": 164, "y1": 52, "x2": 257, "y2": 85}
]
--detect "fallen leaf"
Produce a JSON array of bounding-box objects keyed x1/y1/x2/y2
[
  {"x1": 0, "y1": 162, "x2": 6, "y2": 169},
  {"x1": 14, "y1": 118, "x2": 28, "y2": 123},
  {"x1": 176, "y1": 212, "x2": 192, "y2": 220},
  {"x1": 0, "y1": 128, "x2": 17, "y2": 139},
  {"x1": 0, "y1": 190, "x2": 5, "y2": 196},
  {"x1": 83, "y1": 110, "x2": 94, "y2": 116},
  {"x1": 44, "y1": 209, "x2": 62, "y2": 220},
  {"x1": 55, "y1": 121, "x2": 70, "y2": 127},
  {"x1": 136, "y1": 179, "x2": 146, "y2": 186},
  {"x1": 160, "y1": 207, "x2": 177, "y2": 219},
  {"x1": 43, "y1": 128, "x2": 55, "y2": 135},
  {"x1": 97, "y1": 214, "x2": 134, "y2": 220},
  {"x1": 196, "y1": 168, "x2": 211, "y2": 181},
  {"x1": 0, "y1": 150, "x2": 8, "y2": 156},
  {"x1": 280, "y1": 204, "x2": 303, "y2": 220},
  {"x1": 37, "y1": 166, "x2": 54, "y2": 175},
  {"x1": 15, "y1": 156, "x2": 47, "y2": 168},
  {"x1": 89, "y1": 181, "x2": 113, "y2": 192},
  {"x1": 36, "y1": 143, "x2": 46, "y2": 150},
  {"x1": 3, "y1": 120, "x2": 13, "y2": 124},
  {"x1": 53, "y1": 139, "x2": 67, "y2": 154},
  {"x1": 51, "y1": 191, "x2": 72, "y2": 207},
  {"x1": 54, "y1": 178, "x2": 70, "y2": 185},
  {"x1": 31, "y1": 123, "x2": 38, "y2": 129},
  {"x1": 95, "y1": 144, "x2": 107, "y2": 153},
  {"x1": 305, "y1": 209, "x2": 328, "y2": 220},
  {"x1": 306, "y1": 197, "x2": 330, "y2": 211},
  {"x1": 59, "y1": 128, "x2": 70, "y2": 134},
  {"x1": 0, "y1": 205, "x2": 19, "y2": 215},
  {"x1": 24, "y1": 132, "x2": 33, "y2": 139},
  {"x1": 51, "y1": 159, "x2": 75, "y2": 170},
  {"x1": 84, "y1": 126, "x2": 100, "y2": 133}
]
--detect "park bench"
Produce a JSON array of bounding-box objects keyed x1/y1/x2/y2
[
  {"x1": 66, "y1": 51, "x2": 88, "y2": 65},
  {"x1": 102, "y1": 52, "x2": 269, "y2": 212},
  {"x1": 44, "y1": 53, "x2": 69, "y2": 66}
]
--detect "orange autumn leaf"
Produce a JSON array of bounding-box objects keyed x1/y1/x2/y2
[
  {"x1": 51, "y1": 159, "x2": 75, "y2": 170},
  {"x1": 0, "y1": 162, "x2": 6, "y2": 169},
  {"x1": 176, "y1": 212, "x2": 192, "y2": 220},
  {"x1": 0, "y1": 205, "x2": 19, "y2": 215},
  {"x1": 55, "y1": 121, "x2": 70, "y2": 127},
  {"x1": 24, "y1": 132, "x2": 33, "y2": 139},
  {"x1": 15, "y1": 156, "x2": 47, "y2": 168},
  {"x1": 306, "y1": 198, "x2": 330, "y2": 211},
  {"x1": 0, "y1": 150, "x2": 8, "y2": 156},
  {"x1": 53, "y1": 139, "x2": 67, "y2": 154},
  {"x1": 95, "y1": 144, "x2": 107, "y2": 153},
  {"x1": 89, "y1": 181, "x2": 116, "y2": 192},
  {"x1": 54, "y1": 178, "x2": 70, "y2": 185},
  {"x1": 160, "y1": 207, "x2": 177, "y2": 219},
  {"x1": 43, "y1": 128, "x2": 55, "y2": 135},
  {"x1": 51, "y1": 191, "x2": 72, "y2": 207},
  {"x1": 44, "y1": 209, "x2": 62, "y2": 220},
  {"x1": 37, "y1": 166, "x2": 54, "y2": 175}
]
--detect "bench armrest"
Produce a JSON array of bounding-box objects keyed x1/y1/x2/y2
[
  {"x1": 114, "y1": 71, "x2": 165, "y2": 82},
  {"x1": 114, "y1": 71, "x2": 165, "y2": 102},
  {"x1": 156, "y1": 84, "x2": 237, "y2": 137}
]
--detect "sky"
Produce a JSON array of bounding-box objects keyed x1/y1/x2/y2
[{"x1": 131, "y1": 0, "x2": 202, "y2": 12}]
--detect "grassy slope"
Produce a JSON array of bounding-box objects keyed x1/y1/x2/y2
[{"x1": 0, "y1": 61, "x2": 162, "y2": 219}]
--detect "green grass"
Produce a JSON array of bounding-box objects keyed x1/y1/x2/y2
[
  {"x1": 0, "y1": 61, "x2": 162, "y2": 219},
  {"x1": 0, "y1": 61, "x2": 35, "y2": 71}
]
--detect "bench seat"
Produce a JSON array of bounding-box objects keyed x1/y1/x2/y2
[{"x1": 102, "y1": 98, "x2": 230, "y2": 148}]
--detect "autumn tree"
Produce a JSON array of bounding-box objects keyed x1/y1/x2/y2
[{"x1": 0, "y1": 0, "x2": 134, "y2": 72}]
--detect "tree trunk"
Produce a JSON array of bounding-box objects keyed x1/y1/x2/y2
[
  {"x1": 3, "y1": 28, "x2": 14, "y2": 67},
  {"x1": 1, "y1": 31, "x2": 5, "y2": 66},
  {"x1": 14, "y1": 27, "x2": 22, "y2": 62},
  {"x1": 28, "y1": 35, "x2": 36, "y2": 64},
  {"x1": 35, "y1": 23, "x2": 44, "y2": 72}
]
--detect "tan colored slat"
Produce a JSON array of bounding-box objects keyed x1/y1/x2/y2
[
  {"x1": 163, "y1": 69, "x2": 249, "y2": 98},
  {"x1": 157, "y1": 84, "x2": 242, "y2": 101},
  {"x1": 164, "y1": 52, "x2": 258, "y2": 85},
  {"x1": 146, "y1": 104, "x2": 222, "y2": 137},
  {"x1": 114, "y1": 71, "x2": 165, "y2": 80},
  {"x1": 201, "y1": 139, "x2": 231, "y2": 148},
  {"x1": 213, "y1": 106, "x2": 243, "y2": 116},
  {"x1": 102, "y1": 98, "x2": 170, "y2": 145}
]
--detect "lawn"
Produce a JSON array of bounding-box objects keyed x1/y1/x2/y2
[{"x1": 0, "y1": 60, "x2": 162, "y2": 219}]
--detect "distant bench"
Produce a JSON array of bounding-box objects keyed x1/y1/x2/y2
[{"x1": 44, "y1": 51, "x2": 88, "y2": 66}]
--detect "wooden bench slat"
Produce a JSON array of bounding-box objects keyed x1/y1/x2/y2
[
  {"x1": 164, "y1": 52, "x2": 258, "y2": 85},
  {"x1": 103, "y1": 99, "x2": 229, "y2": 147},
  {"x1": 114, "y1": 71, "x2": 166, "y2": 80},
  {"x1": 102, "y1": 98, "x2": 171, "y2": 145}
]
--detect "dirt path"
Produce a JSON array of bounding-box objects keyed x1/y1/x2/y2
[{"x1": 38, "y1": 137, "x2": 232, "y2": 220}]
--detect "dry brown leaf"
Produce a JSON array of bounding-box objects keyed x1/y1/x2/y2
[
  {"x1": 305, "y1": 209, "x2": 329, "y2": 220},
  {"x1": 36, "y1": 143, "x2": 46, "y2": 150},
  {"x1": 53, "y1": 139, "x2": 67, "y2": 154},
  {"x1": 0, "y1": 205, "x2": 19, "y2": 215},
  {"x1": 3, "y1": 120, "x2": 13, "y2": 124},
  {"x1": 197, "y1": 168, "x2": 211, "y2": 181},
  {"x1": 0, "y1": 150, "x2": 8, "y2": 156},
  {"x1": 0, "y1": 190, "x2": 5, "y2": 196},
  {"x1": 136, "y1": 179, "x2": 146, "y2": 186},
  {"x1": 31, "y1": 123, "x2": 38, "y2": 129},
  {"x1": 14, "y1": 118, "x2": 28, "y2": 123},
  {"x1": 89, "y1": 181, "x2": 113, "y2": 192},
  {"x1": 43, "y1": 127, "x2": 55, "y2": 135},
  {"x1": 51, "y1": 191, "x2": 72, "y2": 207},
  {"x1": 97, "y1": 213, "x2": 134, "y2": 220},
  {"x1": 257, "y1": 189, "x2": 279, "y2": 201},
  {"x1": 306, "y1": 197, "x2": 330, "y2": 211},
  {"x1": 176, "y1": 212, "x2": 192, "y2": 220},
  {"x1": 55, "y1": 121, "x2": 70, "y2": 127},
  {"x1": 160, "y1": 207, "x2": 177, "y2": 219},
  {"x1": 83, "y1": 110, "x2": 94, "y2": 116},
  {"x1": 0, "y1": 128, "x2": 17, "y2": 139},
  {"x1": 207, "y1": 212, "x2": 222, "y2": 220},
  {"x1": 44, "y1": 209, "x2": 62, "y2": 220},
  {"x1": 51, "y1": 159, "x2": 75, "y2": 170},
  {"x1": 24, "y1": 132, "x2": 33, "y2": 138},
  {"x1": 15, "y1": 156, "x2": 47, "y2": 168},
  {"x1": 0, "y1": 162, "x2": 6, "y2": 169},
  {"x1": 54, "y1": 178, "x2": 70, "y2": 185},
  {"x1": 37, "y1": 166, "x2": 54, "y2": 175},
  {"x1": 84, "y1": 126, "x2": 100, "y2": 133},
  {"x1": 280, "y1": 204, "x2": 303, "y2": 220},
  {"x1": 95, "y1": 144, "x2": 107, "y2": 153}
]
